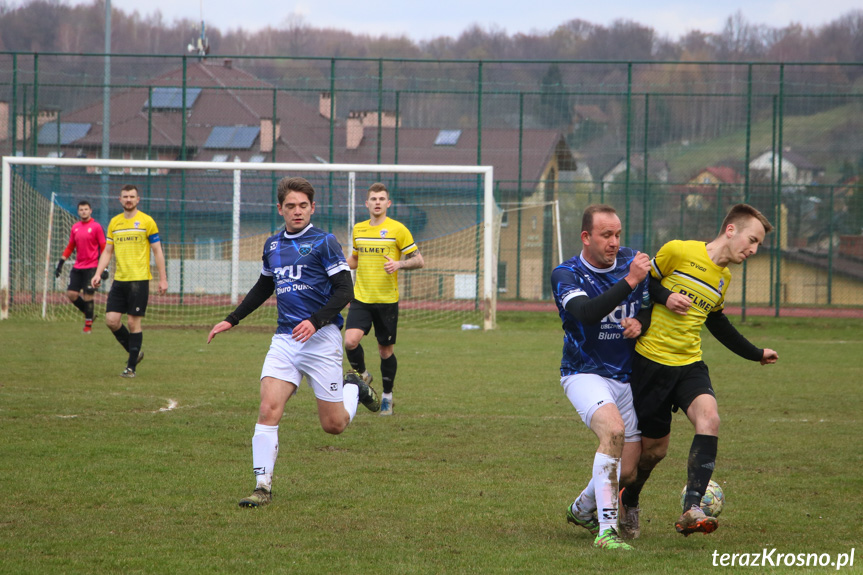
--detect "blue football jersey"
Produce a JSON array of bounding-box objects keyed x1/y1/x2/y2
[
  {"x1": 551, "y1": 247, "x2": 650, "y2": 380},
  {"x1": 261, "y1": 224, "x2": 351, "y2": 334}
]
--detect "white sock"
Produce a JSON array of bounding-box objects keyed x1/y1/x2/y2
[
  {"x1": 252, "y1": 423, "x2": 279, "y2": 490},
  {"x1": 573, "y1": 478, "x2": 597, "y2": 515},
  {"x1": 593, "y1": 452, "x2": 621, "y2": 534},
  {"x1": 343, "y1": 383, "x2": 359, "y2": 422},
  {"x1": 382, "y1": 392, "x2": 393, "y2": 402}
]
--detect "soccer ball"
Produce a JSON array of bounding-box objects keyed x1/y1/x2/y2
[{"x1": 680, "y1": 480, "x2": 725, "y2": 517}]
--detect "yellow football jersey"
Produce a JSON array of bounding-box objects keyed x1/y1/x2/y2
[
  {"x1": 635, "y1": 240, "x2": 732, "y2": 366},
  {"x1": 352, "y1": 217, "x2": 418, "y2": 304},
  {"x1": 106, "y1": 211, "x2": 161, "y2": 282}
]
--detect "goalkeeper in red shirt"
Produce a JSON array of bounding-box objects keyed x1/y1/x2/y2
[{"x1": 55, "y1": 200, "x2": 106, "y2": 333}]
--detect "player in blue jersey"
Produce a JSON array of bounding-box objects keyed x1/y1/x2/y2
[
  {"x1": 552, "y1": 204, "x2": 652, "y2": 551},
  {"x1": 207, "y1": 176, "x2": 381, "y2": 508}
]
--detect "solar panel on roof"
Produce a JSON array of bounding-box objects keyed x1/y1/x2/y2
[
  {"x1": 37, "y1": 122, "x2": 91, "y2": 146},
  {"x1": 203, "y1": 126, "x2": 261, "y2": 149},
  {"x1": 434, "y1": 129, "x2": 462, "y2": 146},
  {"x1": 145, "y1": 87, "x2": 202, "y2": 109}
]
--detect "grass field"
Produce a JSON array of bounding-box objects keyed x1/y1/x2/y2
[{"x1": 1, "y1": 313, "x2": 861, "y2": 574}]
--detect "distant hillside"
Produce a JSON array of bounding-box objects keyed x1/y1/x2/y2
[{"x1": 655, "y1": 100, "x2": 863, "y2": 184}]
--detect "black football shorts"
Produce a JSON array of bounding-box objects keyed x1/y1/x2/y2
[
  {"x1": 345, "y1": 300, "x2": 399, "y2": 346},
  {"x1": 106, "y1": 280, "x2": 150, "y2": 317},
  {"x1": 630, "y1": 353, "x2": 715, "y2": 439}
]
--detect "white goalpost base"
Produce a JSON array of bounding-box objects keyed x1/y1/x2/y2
[{"x1": 2, "y1": 156, "x2": 498, "y2": 329}]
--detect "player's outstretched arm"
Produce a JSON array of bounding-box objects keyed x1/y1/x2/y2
[{"x1": 704, "y1": 310, "x2": 765, "y2": 362}]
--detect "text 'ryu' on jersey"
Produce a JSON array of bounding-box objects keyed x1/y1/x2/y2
[
  {"x1": 552, "y1": 247, "x2": 649, "y2": 381},
  {"x1": 261, "y1": 223, "x2": 351, "y2": 335}
]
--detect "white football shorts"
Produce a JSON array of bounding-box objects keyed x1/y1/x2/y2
[
  {"x1": 561, "y1": 373, "x2": 641, "y2": 442},
  {"x1": 260, "y1": 324, "x2": 344, "y2": 402}
]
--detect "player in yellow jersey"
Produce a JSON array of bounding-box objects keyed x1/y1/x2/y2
[
  {"x1": 345, "y1": 183, "x2": 424, "y2": 416},
  {"x1": 619, "y1": 204, "x2": 779, "y2": 538},
  {"x1": 91, "y1": 185, "x2": 168, "y2": 378}
]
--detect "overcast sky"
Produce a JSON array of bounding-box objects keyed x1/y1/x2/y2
[{"x1": 13, "y1": 0, "x2": 863, "y2": 40}]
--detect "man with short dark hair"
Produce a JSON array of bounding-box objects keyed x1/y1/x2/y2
[
  {"x1": 56, "y1": 200, "x2": 106, "y2": 333},
  {"x1": 345, "y1": 182, "x2": 424, "y2": 416},
  {"x1": 553, "y1": 204, "x2": 651, "y2": 551},
  {"x1": 208, "y1": 176, "x2": 380, "y2": 509},
  {"x1": 92, "y1": 185, "x2": 167, "y2": 377},
  {"x1": 620, "y1": 203, "x2": 779, "y2": 538}
]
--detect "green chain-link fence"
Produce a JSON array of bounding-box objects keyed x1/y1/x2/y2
[{"x1": 2, "y1": 53, "x2": 862, "y2": 314}]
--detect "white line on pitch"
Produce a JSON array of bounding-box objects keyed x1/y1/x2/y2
[{"x1": 158, "y1": 399, "x2": 178, "y2": 412}]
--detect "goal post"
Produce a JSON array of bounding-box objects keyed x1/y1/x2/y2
[{"x1": 2, "y1": 156, "x2": 498, "y2": 329}]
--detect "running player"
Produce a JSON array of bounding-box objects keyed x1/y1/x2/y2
[
  {"x1": 344, "y1": 182, "x2": 424, "y2": 416},
  {"x1": 207, "y1": 176, "x2": 380, "y2": 508}
]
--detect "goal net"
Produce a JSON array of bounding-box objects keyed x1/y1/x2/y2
[{"x1": 2, "y1": 157, "x2": 499, "y2": 329}]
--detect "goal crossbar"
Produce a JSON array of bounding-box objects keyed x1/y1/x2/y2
[{"x1": 1, "y1": 156, "x2": 496, "y2": 327}]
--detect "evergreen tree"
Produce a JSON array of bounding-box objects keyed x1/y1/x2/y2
[{"x1": 539, "y1": 64, "x2": 572, "y2": 129}]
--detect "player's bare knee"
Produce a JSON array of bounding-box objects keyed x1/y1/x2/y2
[
  {"x1": 698, "y1": 412, "x2": 720, "y2": 435},
  {"x1": 257, "y1": 403, "x2": 283, "y2": 425},
  {"x1": 321, "y1": 417, "x2": 348, "y2": 435},
  {"x1": 605, "y1": 427, "x2": 626, "y2": 449},
  {"x1": 597, "y1": 428, "x2": 625, "y2": 457},
  {"x1": 641, "y1": 444, "x2": 668, "y2": 468},
  {"x1": 378, "y1": 344, "x2": 394, "y2": 359},
  {"x1": 640, "y1": 451, "x2": 664, "y2": 470},
  {"x1": 620, "y1": 465, "x2": 637, "y2": 487}
]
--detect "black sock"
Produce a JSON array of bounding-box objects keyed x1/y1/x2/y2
[
  {"x1": 71, "y1": 297, "x2": 88, "y2": 315},
  {"x1": 128, "y1": 332, "x2": 143, "y2": 370},
  {"x1": 621, "y1": 465, "x2": 654, "y2": 508},
  {"x1": 380, "y1": 354, "x2": 397, "y2": 394},
  {"x1": 112, "y1": 325, "x2": 130, "y2": 352},
  {"x1": 346, "y1": 344, "x2": 365, "y2": 374},
  {"x1": 683, "y1": 434, "x2": 718, "y2": 510},
  {"x1": 83, "y1": 300, "x2": 95, "y2": 321}
]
